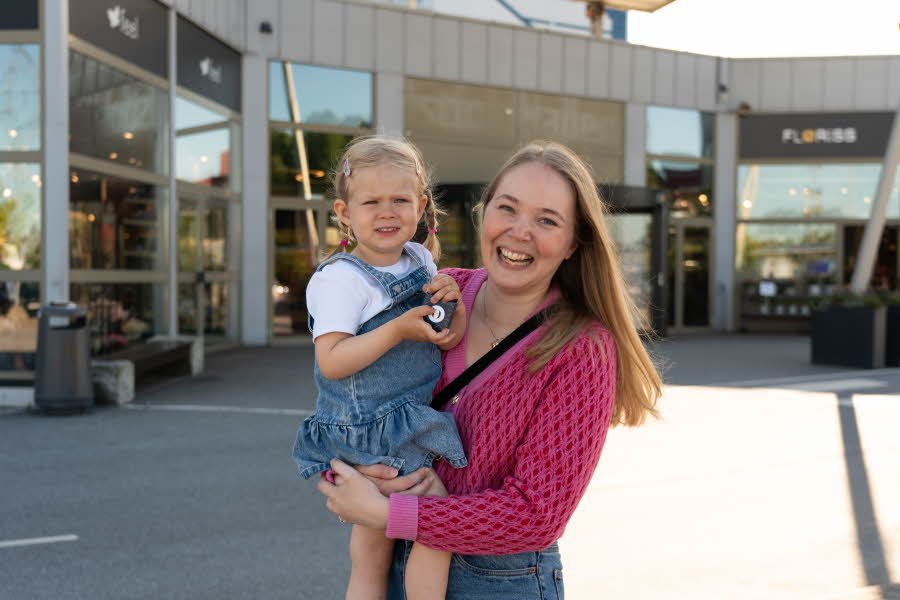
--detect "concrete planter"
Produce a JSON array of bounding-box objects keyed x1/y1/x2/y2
[{"x1": 811, "y1": 306, "x2": 886, "y2": 369}]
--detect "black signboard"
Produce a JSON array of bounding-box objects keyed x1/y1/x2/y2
[
  {"x1": 177, "y1": 16, "x2": 241, "y2": 113},
  {"x1": 740, "y1": 112, "x2": 895, "y2": 160},
  {"x1": 1, "y1": 0, "x2": 39, "y2": 30},
  {"x1": 69, "y1": 0, "x2": 168, "y2": 79}
]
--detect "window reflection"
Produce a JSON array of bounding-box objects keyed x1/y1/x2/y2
[
  {"x1": 70, "y1": 171, "x2": 167, "y2": 270},
  {"x1": 269, "y1": 62, "x2": 372, "y2": 128},
  {"x1": 0, "y1": 44, "x2": 40, "y2": 151},
  {"x1": 736, "y1": 223, "x2": 838, "y2": 320},
  {"x1": 175, "y1": 96, "x2": 228, "y2": 130},
  {"x1": 606, "y1": 214, "x2": 653, "y2": 324},
  {"x1": 0, "y1": 280, "x2": 39, "y2": 374},
  {"x1": 176, "y1": 128, "x2": 231, "y2": 188},
  {"x1": 270, "y1": 129, "x2": 354, "y2": 196},
  {"x1": 71, "y1": 283, "x2": 159, "y2": 355},
  {"x1": 69, "y1": 52, "x2": 169, "y2": 174},
  {"x1": 204, "y1": 205, "x2": 227, "y2": 271},
  {"x1": 0, "y1": 163, "x2": 41, "y2": 270},
  {"x1": 647, "y1": 160, "x2": 713, "y2": 217},
  {"x1": 737, "y1": 164, "x2": 900, "y2": 220},
  {"x1": 272, "y1": 209, "x2": 319, "y2": 336},
  {"x1": 647, "y1": 106, "x2": 714, "y2": 159}
]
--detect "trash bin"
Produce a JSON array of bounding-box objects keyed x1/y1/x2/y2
[{"x1": 34, "y1": 302, "x2": 93, "y2": 413}]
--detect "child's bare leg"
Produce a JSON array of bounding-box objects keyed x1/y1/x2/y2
[
  {"x1": 347, "y1": 524, "x2": 394, "y2": 600},
  {"x1": 405, "y1": 542, "x2": 451, "y2": 600}
]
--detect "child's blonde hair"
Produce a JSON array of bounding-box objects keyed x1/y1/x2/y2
[{"x1": 327, "y1": 136, "x2": 444, "y2": 262}]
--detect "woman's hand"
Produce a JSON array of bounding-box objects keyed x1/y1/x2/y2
[
  {"x1": 356, "y1": 464, "x2": 439, "y2": 497},
  {"x1": 317, "y1": 459, "x2": 391, "y2": 529}
]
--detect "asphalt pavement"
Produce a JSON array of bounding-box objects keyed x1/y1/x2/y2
[{"x1": 1, "y1": 335, "x2": 898, "y2": 599}]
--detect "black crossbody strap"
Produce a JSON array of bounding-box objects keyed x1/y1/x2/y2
[{"x1": 431, "y1": 309, "x2": 549, "y2": 411}]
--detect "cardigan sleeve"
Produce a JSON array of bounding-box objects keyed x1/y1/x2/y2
[{"x1": 390, "y1": 328, "x2": 618, "y2": 555}]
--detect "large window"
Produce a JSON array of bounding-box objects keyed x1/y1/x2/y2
[
  {"x1": 736, "y1": 223, "x2": 838, "y2": 320},
  {"x1": 646, "y1": 106, "x2": 715, "y2": 218},
  {"x1": 71, "y1": 283, "x2": 161, "y2": 355},
  {"x1": 175, "y1": 96, "x2": 237, "y2": 191},
  {"x1": 70, "y1": 170, "x2": 167, "y2": 271},
  {"x1": 0, "y1": 163, "x2": 41, "y2": 270},
  {"x1": 737, "y1": 163, "x2": 900, "y2": 220},
  {"x1": 269, "y1": 63, "x2": 372, "y2": 128},
  {"x1": 268, "y1": 61, "x2": 374, "y2": 338},
  {"x1": 0, "y1": 44, "x2": 40, "y2": 151},
  {"x1": 69, "y1": 52, "x2": 170, "y2": 174},
  {"x1": 1, "y1": 42, "x2": 40, "y2": 376}
]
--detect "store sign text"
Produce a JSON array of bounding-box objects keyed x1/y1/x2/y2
[
  {"x1": 106, "y1": 5, "x2": 140, "y2": 40},
  {"x1": 781, "y1": 127, "x2": 857, "y2": 145}
]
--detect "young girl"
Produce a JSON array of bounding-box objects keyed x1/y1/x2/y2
[{"x1": 292, "y1": 136, "x2": 467, "y2": 600}]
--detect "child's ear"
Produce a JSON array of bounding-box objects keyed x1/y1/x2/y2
[
  {"x1": 334, "y1": 199, "x2": 350, "y2": 225},
  {"x1": 418, "y1": 194, "x2": 428, "y2": 219}
]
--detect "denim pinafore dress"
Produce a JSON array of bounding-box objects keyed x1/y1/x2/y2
[{"x1": 292, "y1": 247, "x2": 467, "y2": 479}]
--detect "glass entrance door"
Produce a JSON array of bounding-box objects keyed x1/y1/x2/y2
[
  {"x1": 177, "y1": 194, "x2": 236, "y2": 345},
  {"x1": 667, "y1": 220, "x2": 713, "y2": 331}
]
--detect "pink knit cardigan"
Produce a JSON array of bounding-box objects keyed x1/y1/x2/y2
[{"x1": 386, "y1": 268, "x2": 617, "y2": 555}]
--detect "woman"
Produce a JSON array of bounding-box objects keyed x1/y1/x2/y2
[{"x1": 318, "y1": 141, "x2": 662, "y2": 599}]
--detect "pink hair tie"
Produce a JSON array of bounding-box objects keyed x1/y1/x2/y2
[
  {"x1": 339, "y1": 239, "x2": 349, "y2": 247},
  {"x1": 427, "y1": 228, "x2": 437, "y2": 234}
]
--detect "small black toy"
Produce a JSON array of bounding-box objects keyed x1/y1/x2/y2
[{"x1": 421, "y1": 293, "x2": 456, "y2": 332}]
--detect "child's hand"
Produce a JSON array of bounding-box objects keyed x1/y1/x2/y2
[
  {"x1": 392, "y1": 305, "x2": 456, "y2": 345},
  {"x1": 423, "y1": 273, "x2": 462, "y2": 305}
]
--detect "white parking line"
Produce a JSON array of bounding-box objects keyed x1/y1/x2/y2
[
  {"x1": 722, "y1": 367, "x2": 900, "y2": 388},
  {"x1": 782, "y1": 378, "x2": 888, "y2": 392},
  {"x1": 124, "y1": 403, "x2": 313, "y2": 417},
  {"x1": 0, "y1": 535, "x2": 78, "y2": 549}
]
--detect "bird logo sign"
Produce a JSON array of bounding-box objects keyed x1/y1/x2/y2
[
  {"x1": 106, "y1": 6, "x2": 139, "y2": 40},
  {"x1": 199, "y1": 57, "x2": 223, "y2": 84}
]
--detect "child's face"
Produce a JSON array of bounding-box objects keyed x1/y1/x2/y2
[{"x1": 335, "y1": 162, "x2": 425, "y2": 266}]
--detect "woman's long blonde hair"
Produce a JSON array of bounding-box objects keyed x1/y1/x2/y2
[
  {"x1": 477, "y1": 141, "x2": 661, "y2": 427},
  {"x1": 326, "y1": 136, "x2": 444, "y2": 262}
]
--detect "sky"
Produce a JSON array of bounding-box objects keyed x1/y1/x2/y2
[{"x1": 627, "y1": 0, "x2": 900, "y2": 58}]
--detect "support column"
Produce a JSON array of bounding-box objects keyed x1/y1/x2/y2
[
  {"x1": 376, "y1": 72, "x2": 404, "y2": 138},
  {"x1": 624, "y1": 103, "x2": 646, "y2": 187},
  {"x1": 240, "y1": 54, "x2": 269, "y2": 345},
  {"x1": 41, "y1": 0, "x2": 69, "y2": 304},
  {"x1": 167, "y1": 6, "x2": 178, "y2": 336},
  {"x1": 850, "y1": 105, "x2": 900, "y2": 294},
  {"x1": 714, "y1": 112, "x2": 737, "y2": 331}
]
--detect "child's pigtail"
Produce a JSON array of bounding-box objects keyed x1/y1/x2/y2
[{"x1": 422, "y1": 190, "x2": 444, "y2": 265}]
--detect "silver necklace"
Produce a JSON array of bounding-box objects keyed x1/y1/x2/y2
[{"x1": 480, "y1": 285, "x2": 503, "y2": 348}]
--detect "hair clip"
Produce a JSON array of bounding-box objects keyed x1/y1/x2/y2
[
  {"x1": 339, "y1": 239, "x2": 349, "y2": 247},
  {"x1": 343, "y1": 158, "x2": 351, "y2": 177},
  {"x1": 427, "y1": 228, "x2": 437, "y2": 234},
  {"x1": 413, "y1": 155, "x2": 421, "y2": 176}
]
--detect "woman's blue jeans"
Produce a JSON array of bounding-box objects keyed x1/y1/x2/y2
[{"x1": 387, "y1": 539, "x2": 564, "y2": 599}]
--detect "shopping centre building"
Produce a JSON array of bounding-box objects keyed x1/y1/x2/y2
[{"x1": 1, "y1": 0, "x2": 899, "y2": 378}]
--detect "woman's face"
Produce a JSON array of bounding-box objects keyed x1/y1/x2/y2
[{"x1": 480, "y1": 161, "x2": 577, "y2": 296}]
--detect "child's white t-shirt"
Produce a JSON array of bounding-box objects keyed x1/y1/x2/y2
[{"x1": 306, "y1": 242, "x2": 438, "y2": 340}]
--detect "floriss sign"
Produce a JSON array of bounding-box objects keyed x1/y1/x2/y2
[
  {"x1": 70, "y1": 0, "x2": 168, "y2": 78},
  {"x1": 740, "y1": 112, "x2": 895, "y2": 160}
]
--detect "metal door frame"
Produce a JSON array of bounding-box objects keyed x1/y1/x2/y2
[{"x1": 668, "y1": 218, "x2": 715, "y2": 334}]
